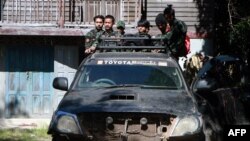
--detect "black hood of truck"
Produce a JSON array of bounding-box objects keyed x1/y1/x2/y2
[{"x1": 56, "y1": 87, "x2": 198, "y2": 116}]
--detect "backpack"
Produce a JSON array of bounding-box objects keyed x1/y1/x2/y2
[{"x1": 178, "y1": 20, "x2": 190, "y2": 57}]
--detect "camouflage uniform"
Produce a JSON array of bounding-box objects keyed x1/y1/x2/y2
[
  {"x1": 152, "y1": 34, "x2": 166, "y2": 53},
  {"x1": 97, "y1": 29, "x2": 120, "y2": 46},
  {"x1": 101, "y1": 30, "x2": 120, "y2": 47},
  {"x1": 102, "y1": 30, "x2": 120, "y2": 37},
  {"x1": 162, "y1": 18, "x2": 187, "y2": 58},
  {"x1": 85, "y1": 29, "x2": 104, "y2": 49}
]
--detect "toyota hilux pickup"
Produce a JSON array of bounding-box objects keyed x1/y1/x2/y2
[{"x1": 48, "y1": 37, "x2": 216, "y2": 141}]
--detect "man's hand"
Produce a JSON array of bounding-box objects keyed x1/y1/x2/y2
[
  {"x1": 85, "y1": 46, "x2": 96, "y2": 54},
  {"x1": 151, "y1": 49, "x2": 161, "y2": 53}
]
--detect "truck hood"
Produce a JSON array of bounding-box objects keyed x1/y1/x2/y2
[{"x1": 57, "y1": 87, "x2": 198, "y2": 116}]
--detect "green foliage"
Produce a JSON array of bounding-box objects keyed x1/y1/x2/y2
[
  {"x1": 230, "y1": 18, "x2": 250, "y2": 60},
  {"x1": 212, "y1": 0, "x2": 250, "y2": 59}
]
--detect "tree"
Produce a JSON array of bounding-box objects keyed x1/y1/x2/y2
[{"x1": 213, "y1": 0, "x2": 250, "y2": 61}]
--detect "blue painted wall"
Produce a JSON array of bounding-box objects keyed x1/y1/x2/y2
[{"x1": 5, "y1": 45, "x2": 54, "y2": 118}]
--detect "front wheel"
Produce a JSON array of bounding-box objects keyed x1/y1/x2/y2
[
  {"x1": 52, "y1": 134, "x2": 86, "y2": 141},
  {"x1": 52, "y1": 135, "x2": 69, "y2": 141}
]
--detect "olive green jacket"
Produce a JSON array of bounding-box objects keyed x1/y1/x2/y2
[
  {"x1": 162, "y1": 18, "x2": 187, "y2": 57},
  {"x1": 85, "y1": 28, "x2": 104, "y2": 48}
]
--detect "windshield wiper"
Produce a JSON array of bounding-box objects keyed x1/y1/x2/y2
[
  {"x1": 103, "y1": 84, "x2": 144, "y2": 88},
  {"x1": 103, "y1": 84, "x2": 178, "y2": 89},
  {"x1": 140, "y1": 85, "x2": 178, "y2": 89}
]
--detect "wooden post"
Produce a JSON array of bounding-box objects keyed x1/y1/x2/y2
[
  {"x1": 101, "y1": 0, "x2": 105, "y2": 15},
  {"x1": 58, "y1": 0, "x2": 64, "y2": 28}
]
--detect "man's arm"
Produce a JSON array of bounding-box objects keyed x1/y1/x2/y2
[{"x1": 85, "y1": 30, "x2": 104, "y2": 53}]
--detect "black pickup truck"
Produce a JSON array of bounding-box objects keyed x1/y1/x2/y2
[{"x1": 48, "y1": 37, "x2": 218, "y2": 141}]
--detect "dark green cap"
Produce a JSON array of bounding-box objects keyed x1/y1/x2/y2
[{"x1": 117, "y1": 20, "x2": 125, "y2": 29}]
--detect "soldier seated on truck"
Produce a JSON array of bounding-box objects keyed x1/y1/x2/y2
[
  {"x1": 85, "y1": 15, "x2": 120, "y2": 54},
  {"x1": 85, "y1": 15, "x2": 105, "y2": 54},
  {"x1": 134, "y1": 19, "x2": 153, "y2": 47},
  {"x1": 110, "y1": 19, "x2": 153, "y2": 52}
]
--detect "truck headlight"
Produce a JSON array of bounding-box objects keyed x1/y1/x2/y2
[
  {"x1": 56, "y1": 111, "x2": 81, "y2": 134},
  {"x1": 171, "y1": 116, "x2": 200, "y2": 136}
]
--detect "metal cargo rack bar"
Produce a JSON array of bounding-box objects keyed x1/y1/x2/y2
[
  {"x1": 98, "y1": 45, "x2": 166, "y2": 49},
  {"x1": 98, "y1": 36, "x2": 166, "y2": 50}
]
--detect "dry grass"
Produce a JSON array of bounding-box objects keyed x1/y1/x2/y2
[{"x1": 0, "y1": 128, "x2": 52, "y2": 141}]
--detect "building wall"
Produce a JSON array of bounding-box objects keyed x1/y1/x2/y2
[
  {"x1": 1, "y1": 0, "x2": 214, "y2": 36},
  {"x1": 0, "y1": 36, "x2": 83, "y2": 118}
]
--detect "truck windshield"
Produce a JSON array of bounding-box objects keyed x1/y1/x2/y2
[{"x1": 74, "y1": 65, "x2": 184, "y2": 89}]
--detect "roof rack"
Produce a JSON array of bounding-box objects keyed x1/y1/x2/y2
[{"x1": 97, "y1": 36, "x2": 166, "y2": 50}]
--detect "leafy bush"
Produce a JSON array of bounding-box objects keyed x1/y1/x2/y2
[{"x1": 230, "y1": 18, "x2": 250, "y2": 62}]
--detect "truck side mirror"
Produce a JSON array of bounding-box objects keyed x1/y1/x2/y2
[
  {"x1": 194, "y1": 78, "x2": 217, "y2": 93},
  {"x1": 53, "y1": 77, "x2": 68, "y2": 91}
]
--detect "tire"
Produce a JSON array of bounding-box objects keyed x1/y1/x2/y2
[
  {"x1": 52, "y1": 134, "x2": 87, "y2": 141},
  {"x1": 52, "y1": 135, "x2": 69, "y2": 141}
]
